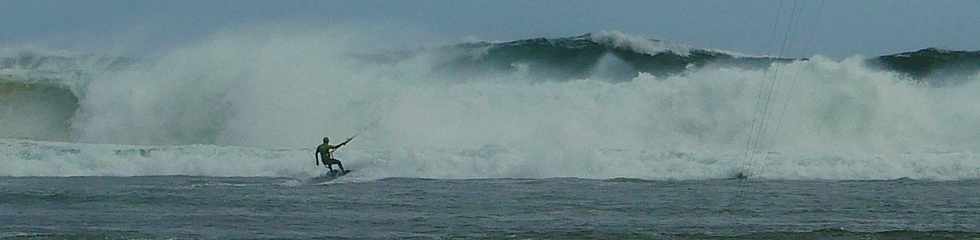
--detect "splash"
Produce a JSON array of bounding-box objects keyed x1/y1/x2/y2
[{"x1": 2, "y1": 28, "x2": 979, "y2": 180}]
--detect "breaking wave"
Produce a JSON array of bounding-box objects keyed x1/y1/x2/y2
[{"x1": 2, "y1": 28, "x2": 979, "y2": 180}]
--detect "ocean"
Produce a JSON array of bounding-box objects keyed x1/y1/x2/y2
[
  {"x1": 3, "y1": 177, "x2": 978, "y2": 239},
  {"x1": 2, "y1": 30, "x2": 980, "y2": 239}
]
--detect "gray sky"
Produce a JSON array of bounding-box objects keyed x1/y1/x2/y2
[{"x1": 2, "y1": 0, "x2": 978, "y2": 58}]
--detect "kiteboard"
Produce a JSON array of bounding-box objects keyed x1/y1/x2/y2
[{"x1": 311, "y1": 169, "x2": 352, "y2": 183}]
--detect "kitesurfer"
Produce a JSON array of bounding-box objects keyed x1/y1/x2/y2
[{"x1": 315, "y1": 136, "x2": 353, "y2": 172}]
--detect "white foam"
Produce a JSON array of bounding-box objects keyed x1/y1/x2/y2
[
  {"x1": 2, "y1": 27, "x2": 979, "y2": 180},
  {"x1": 588, "y1": 30, "x2": 693, "y2": 56}
]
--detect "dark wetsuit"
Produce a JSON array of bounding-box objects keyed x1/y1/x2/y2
[{"x1": 315, "y1": 138, "x2": 351, "y2": 171}]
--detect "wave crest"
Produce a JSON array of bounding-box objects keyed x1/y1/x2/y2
[{"x1": 2, "y1": 29, "x2": 979, "y2": 179}]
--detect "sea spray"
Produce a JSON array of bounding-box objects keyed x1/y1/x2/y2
[{"x1": 1, "y1": 29, "x2": 978, "y2": 179}]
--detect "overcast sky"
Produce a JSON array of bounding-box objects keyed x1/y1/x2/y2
[{"x1": 2, "y1": 0, "x2": 978, "y2": 58}]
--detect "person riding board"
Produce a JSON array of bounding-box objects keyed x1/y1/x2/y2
[{"x1": 315, "y1": 136, "x2": 353, "y2": 172}]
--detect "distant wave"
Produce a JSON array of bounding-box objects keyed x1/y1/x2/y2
[
  {"x1": 410, "y1": 31, "x2": 980, "y2": 83},
  {"x1": 4, "y1": 32, "x2": 977, "y2": 85},
  {"x1": 399, "y1": 31, "x2": 796, "y2": 82},
  {"x1": 2, "y1": 30, "x2": 979, "y2": 180},
  {"x1": 868, "y1": 48, "x2": 980, "y2": 85}
]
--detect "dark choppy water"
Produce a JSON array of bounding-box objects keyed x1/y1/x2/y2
[{"x1": 2, "y1": 177, "x2": 979, "y2": 239}]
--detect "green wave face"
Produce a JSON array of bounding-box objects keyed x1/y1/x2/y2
[
  {"x1": 869, "y1": 48, "x2": 980, "y2": 85},
  {"x1": 0, "y1": 80, "x2": 78, "y2": 141}
]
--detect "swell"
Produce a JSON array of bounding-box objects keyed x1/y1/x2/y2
[
  {"x1": 868, "y1": 48, "x2": 980, "y2": 86},
  {"x1": 2, "y1": 30, "x2": 979, "y2": 180},
  {"x1": 4, "y1": 43, "x2": 978, "y2": 143},
  {"x1": 388, "y1": 32, "x2": 797, "y2": 82},
  {"x1": 412, "y1": 31, "x2": 979, "y2": 83},
  {"x1": 2, "y1": 33, "x2": 977, "y2": 143}
]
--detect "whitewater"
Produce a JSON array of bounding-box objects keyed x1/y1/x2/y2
[{"x1": 2, "y1": 29, "x2": 979, "y2": 180}]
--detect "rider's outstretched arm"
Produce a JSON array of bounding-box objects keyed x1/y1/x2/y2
[
  {"x1": 334, "y1": 137, "x2": 354, "y2": 148},
  {"x1": 314, "y1": 148, "x2": 320, "y2": 166}
]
